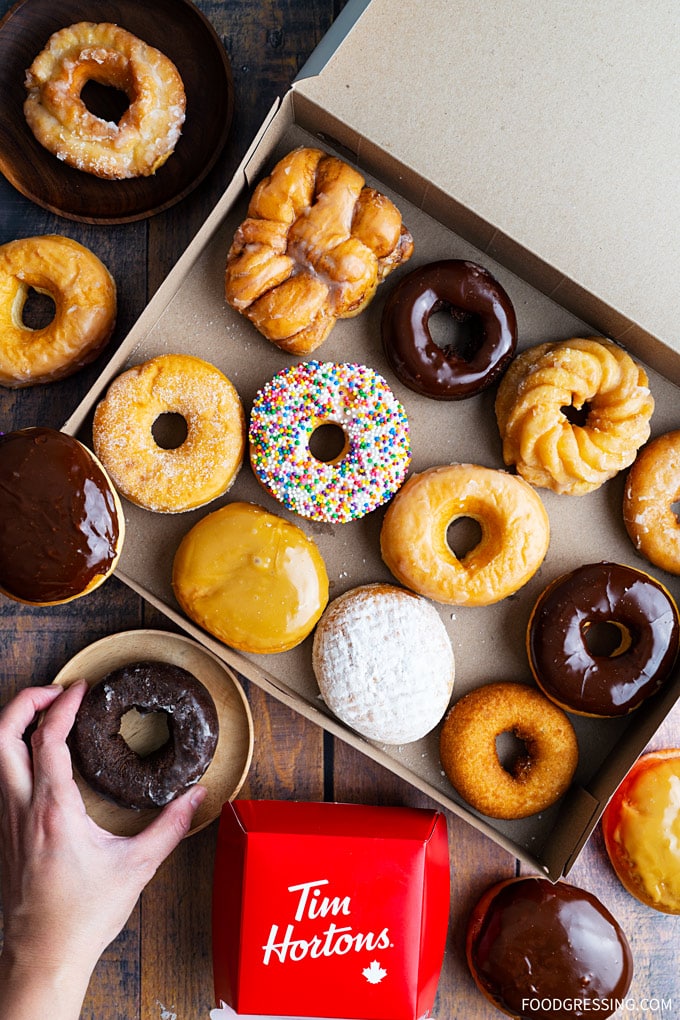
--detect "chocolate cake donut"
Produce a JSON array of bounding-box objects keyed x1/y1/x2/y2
[{"x1": 69, "y1": 660, "x2": 219, "y2": 809}]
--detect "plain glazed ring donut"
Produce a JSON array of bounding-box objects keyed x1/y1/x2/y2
[
  {"x1": 69, "y1": 660, "x2": 219, "y2": 810},
  {"x1": 495, "y1": 337, "x2": 654, "y2": 495},
  {"x1": 527, "y1": 561, "x2": 680, "y2": 717},
  {"x1": 381, "y1": 259, "x2": 517, "y2": 399},
  {"x1": 92, "y1": 353, "x2": 245, "y2": 513},
  {"x1": 380, "y1": 463, "x2": 549, "y2": 606},
  {"x1": 24, "y1": 22, "x2": 186, "y2": 179},
  {"x1": 0, "y1": 235, "x2": 116, "y2": 388},
  {"x1": 249, "y1": 360, "x2": 411, "y2": 523},
  {"x1": 623, "y1": 430, "x2": 680, "y2": 574},
  {"x1": 439, "y1": 682, "x2": 578, "y2": 819}
]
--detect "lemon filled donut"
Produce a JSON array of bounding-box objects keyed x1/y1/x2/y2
[
  {"x1": 0, "y1": 234, "x2": 116, "y2": 388},
  {"x1": 623, "y1": 429, "x2": 680, "y2": 574},
  {"x1": 92, "y1": 353, "x2": 245, "y2": 513},
  {"x1": 380, "y1": 463, "x2": 549, "y2": 606},
  {"x1": 24, "y1": 22, "x2": 186, "y2": 179}
]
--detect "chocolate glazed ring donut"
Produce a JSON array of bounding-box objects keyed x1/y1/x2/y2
[
  {"x1": 69, "y1": 661, "x2": 219, "y2": 809},
  {"x1": 381, "y1": 259, "x2": 517, "y2": 399}
]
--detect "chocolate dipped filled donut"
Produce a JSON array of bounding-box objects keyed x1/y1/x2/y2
[
  {"x1": 69, "y1": 661, "x2": 219, "y2": 810},
  {"x1": 527, "y1": 561, "x2": 680, "y2": 717},
  {"x1": 381, "y1": 259, "x2": 517, "y2": 399}
]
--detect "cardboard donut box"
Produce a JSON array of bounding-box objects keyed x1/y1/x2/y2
[{"x1": 64, "y1": 0, "x2": 680, "y2": 884}]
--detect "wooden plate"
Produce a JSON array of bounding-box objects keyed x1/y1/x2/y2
[
  {"x1": 0, "y1": 0, "x2": 234, "y2": 222},
  {"x1": 53, "y1": 629, "x2": 254, "y2": 836}
]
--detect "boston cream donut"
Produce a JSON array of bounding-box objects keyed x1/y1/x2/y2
[
  {"x1": 439, "y1": 682, "x2": 578, "y2": 819},
  {"x1": 602, "y1": 749, "x2": 680, "y2": 914},
  {"x1": 0, "y1": 427, "x2": 124, "y2": 605},
  {"x1": 527, "y1": 561, "x2": 680, "y2": 717},
  {"x1": 24, "y1": 22, "x2": 186, "y2": 179},
  {"x1": 623, "y1": 430, "x2": 680, "y2": 574},
  {"x1": 92, "y1": 353, "x2": 245, "y2": 513},
  {"x1": 466, "y1": 877, "x2": 634, "y2": 1019},
  {"x1": 172, "y1": 502, "x2": 329, "y2": 654},
  {"x1": 0, "y1": 235, "x2": 116, "y2": 388},
  {"x1": 312, "y1": 583, "x2": 454, "y2": 745},
  {"x1": 380, "y1": 463, "x2": 549, "y2": 606}
]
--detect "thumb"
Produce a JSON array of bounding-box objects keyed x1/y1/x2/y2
[{"x1": 127, "y1": 785, "x2": 207, "y2": 874}]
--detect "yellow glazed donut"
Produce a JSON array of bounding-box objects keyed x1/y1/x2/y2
[
  {"x1": 0, "y1": 235, "x2": 116, "y2": 388},
  {"x1": 380, "y1": 463, "x2": 550, "y2": 606},
  {"x1": 623, "y1": 430, "x2": 680, "y2": 574},
  {"x1": 439, "y1": 682, "x2": 579, "y2": 819},
  {"x1": 92, "y1": 353, "x2": 245, "y2": 513},
  {"x1": 24, "y1": 22, "x2": 186, "y2": 179},
  {"x1": 172, "y1": 502, "x2": 329, "y2": 654},
  {"x1": 495, "y1": 337, "x2": 653, "y2": 495}
]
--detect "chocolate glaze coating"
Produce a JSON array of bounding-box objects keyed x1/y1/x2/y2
[
  {"x1": 69, "y1": 660, "x2": 219, "y2": 810},
  {"x1": 0, "y1": 427, "x2": 120, "y2": 604},
  {"x1": 528, "y1": 561, "x2": 680, "y2": 717},
  {"x1": 381, "y1": 259, "x2": 517, "y2": 399},
  {"x1": 467, "y1": 877, "x2": 633, "y2": 1020}
]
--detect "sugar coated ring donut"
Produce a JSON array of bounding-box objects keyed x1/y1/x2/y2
[
  {"x1": 312, "y1": 583, "x2": 454, "y2": 744},
  {"x1": 527, "y1": 561, "x2": 679, "y2": 717},
  {"x1": 495, "y1": 337, "x2": 653, "y2": 494},
  {"x1": 24, "y1": 22, "x2": 186, "y2": 179},
  {"x1": 439, "y1": 682, "x2": 578, "y2": 819},
  {"x1": 623, "y1": 430, "x2": 680, "y2": 574},
  {"x1": 381, "y1": 259, "x2": 517, "y2": 399},
  {"x1": 0, "y1": 235, "x2": 116, "y2": 388},
  {"x1": 249, "y1": 361, "x2": 411, "y2": 523},
  {"x1": 93, "y1": 353, "x2": 245, "y2": 513},
  {"x1": 69, "y1": 660, "x2": 219, "y2": 810},
  {"x1": 380, "y1": 463, "x2": 549, "y2": 606},
  {"x1": 173, "y1": 502, "x2": 329, "y2": 654},
  {"x1": 602, "y1": 749, "x2": 680, "y2": 914}
]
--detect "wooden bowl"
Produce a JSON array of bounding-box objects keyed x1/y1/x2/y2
[
  {"x1": 53, "y1": 629, "x2": 254, "y2": 836},
  {"x1": 0, "y1": 0, "x2": 234, "y2": 222}
]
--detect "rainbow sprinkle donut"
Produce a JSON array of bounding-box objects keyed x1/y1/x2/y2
[{"x1": 249, "y1": 361, "x2": 411, "y2": 523}]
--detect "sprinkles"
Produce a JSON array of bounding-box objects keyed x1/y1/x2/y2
[{"x1": 248, "y1": 361, "x2": 411, "y2": 523}]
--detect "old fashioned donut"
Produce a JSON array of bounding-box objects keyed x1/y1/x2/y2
[
  {"x1": 439, "y1": 682, "x2": 578, "y2": 818},
  {"x1": 623, "y1": 430, "x2": 680, "y2": 574},
  {"x1": 69, "y1": 660, "x2": 218, "y2": 810},
  {"x1": 173, "y1": 502, "x2": 329, "y2": 654},
  {"x1": 602, "y1": 748, "x2": 680, "y2": 914},
  {"x1": 224, "y1": 146, "x2": 414, "y2": 354},
  {"x1": 495, "y1": 337, "x2": 653, "y2": 495},
  {"x1": 0, "y1": 234, "x2": 116, "y2": 388},
  {"x1": 312, "y1": 584, "x2": 454, "y2": 744},
  {"x1": 24, "y1": 22, "x2": 186, "y2": 179},
  {"x1": 92, "y1": 353, "x2": 245, "y2": 513},
  {"x1": 380, "y1": 463, "x2": 549, "y2": 606},
  {"x1": 381, "y1": 259, "x2": 517, "y2": 399},
  {"x1": 0, "y1": 427, "x2": 124, "y2": 606},
  {"x1": 527, "y1": 561, "x2": 679, "y2": 717},
  {"x1": 249, "y1": 361, "x2": 410, "y2": 523},
  {"x1": 466, "y1": 877, "x2": 634, "y2": 1019}
]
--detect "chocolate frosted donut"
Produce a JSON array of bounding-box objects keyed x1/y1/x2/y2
[
  {"x1": 466, "y1": 877, "x2": 634, "y2": 1019},
  {"x1": 381, "y1": 259, "x2": 517, "y2": 399},
  {"x1": 69, "y1": 661, "x2": 219, "y2": 809}
]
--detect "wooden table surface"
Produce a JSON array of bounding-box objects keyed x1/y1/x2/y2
[{"x1": 0, "y1": 2, "x2": 679, "y2": 1018}]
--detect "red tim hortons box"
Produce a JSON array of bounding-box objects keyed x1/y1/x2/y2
[{"x1": 211, "y1": 800, "x2": 450, "y2": 1020}]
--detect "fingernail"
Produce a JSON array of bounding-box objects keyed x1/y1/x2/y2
[{"x1": 190, "y1": 785, "x2": 207, "y2": 809}]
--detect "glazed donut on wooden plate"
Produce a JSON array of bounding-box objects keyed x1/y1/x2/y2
[
  {"x1": 623, "y1": 429, "x2": 680, "y2": 574},
  {"x1": 0, "y1": 234, "x2": 116, "y2": 388},
  {"x1": 24, "y1": 22, "x2": 186, "y2": 179}
]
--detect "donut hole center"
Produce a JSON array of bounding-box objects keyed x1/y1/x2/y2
[
  {"x1": 582, "y1": 619, "x2": 632, "y2": 658},
  {"x1": 428, "y1": 303, "x2": 484, "y2": 362},
  {"x1": 446, "y1": 516, "x2": 483, "y2": 559},
  {"x1": 309, "y1": 422, "x2": 348, "y2": 464},
  {"x1": 671, "y1": 500, "x2": 680, "y2": 524},
  {"x1": 80, "y1": 79, "x2": 131, "y2": 123},
  {"x1": 152, "y1": 412, "x2": 188, "y2": 450},
  {"x1": 119, "y1": 707, "x2": 170, "y2": 758},
  {"x1": 496, "y1": 729, "x2": 532, "y2": 778},
  {"x1": 19, "y1": 287, "x2": 56, "y2": 330},
  {"x1": 561, "y1": 400, "x2": 591, "y2": 427}
]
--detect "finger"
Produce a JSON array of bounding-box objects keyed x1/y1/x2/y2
[
  {"x1": 125, "y1": 786, "x2": 207, "y2": 878},
  {"x1": 0, "y1": 685, "x2": 64, "y2": 803},
  {"x1": 30, "y1": 681, "x2": 89, "y2": 800}
]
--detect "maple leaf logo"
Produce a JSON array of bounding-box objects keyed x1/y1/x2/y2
[{"x1": 362, "y1": 960, "x2": 387, "y2": 984}]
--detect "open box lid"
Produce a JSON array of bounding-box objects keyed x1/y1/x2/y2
[{"x1": 295, "y1": 0, "x2": 680, "y2": 381}]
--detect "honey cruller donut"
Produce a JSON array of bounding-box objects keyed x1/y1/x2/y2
[
  {"x1": 0, "y1": 234, "x2": 116, "y2": 388},
  {"x1": 380, "y1": 464, "x2": 550, "y2": 606},
  {"x1": 439, "y1": 682, "x2": 578, "y2": 819},
  {"x1": 495, "y1": 337, "x2": 653, "y2": 495},
  {"x1": 224, "y1": 147, "x2": 414, "y2": 354},
  {"x1": 623, "y1": 430, "x2": 680, "y2": 574},
  {"x1": 92, "y1": 353, "x2": 245, "y2": 513},
  {"x1": 24, "y1": 22, "x2": 186, "y2": 179}
]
